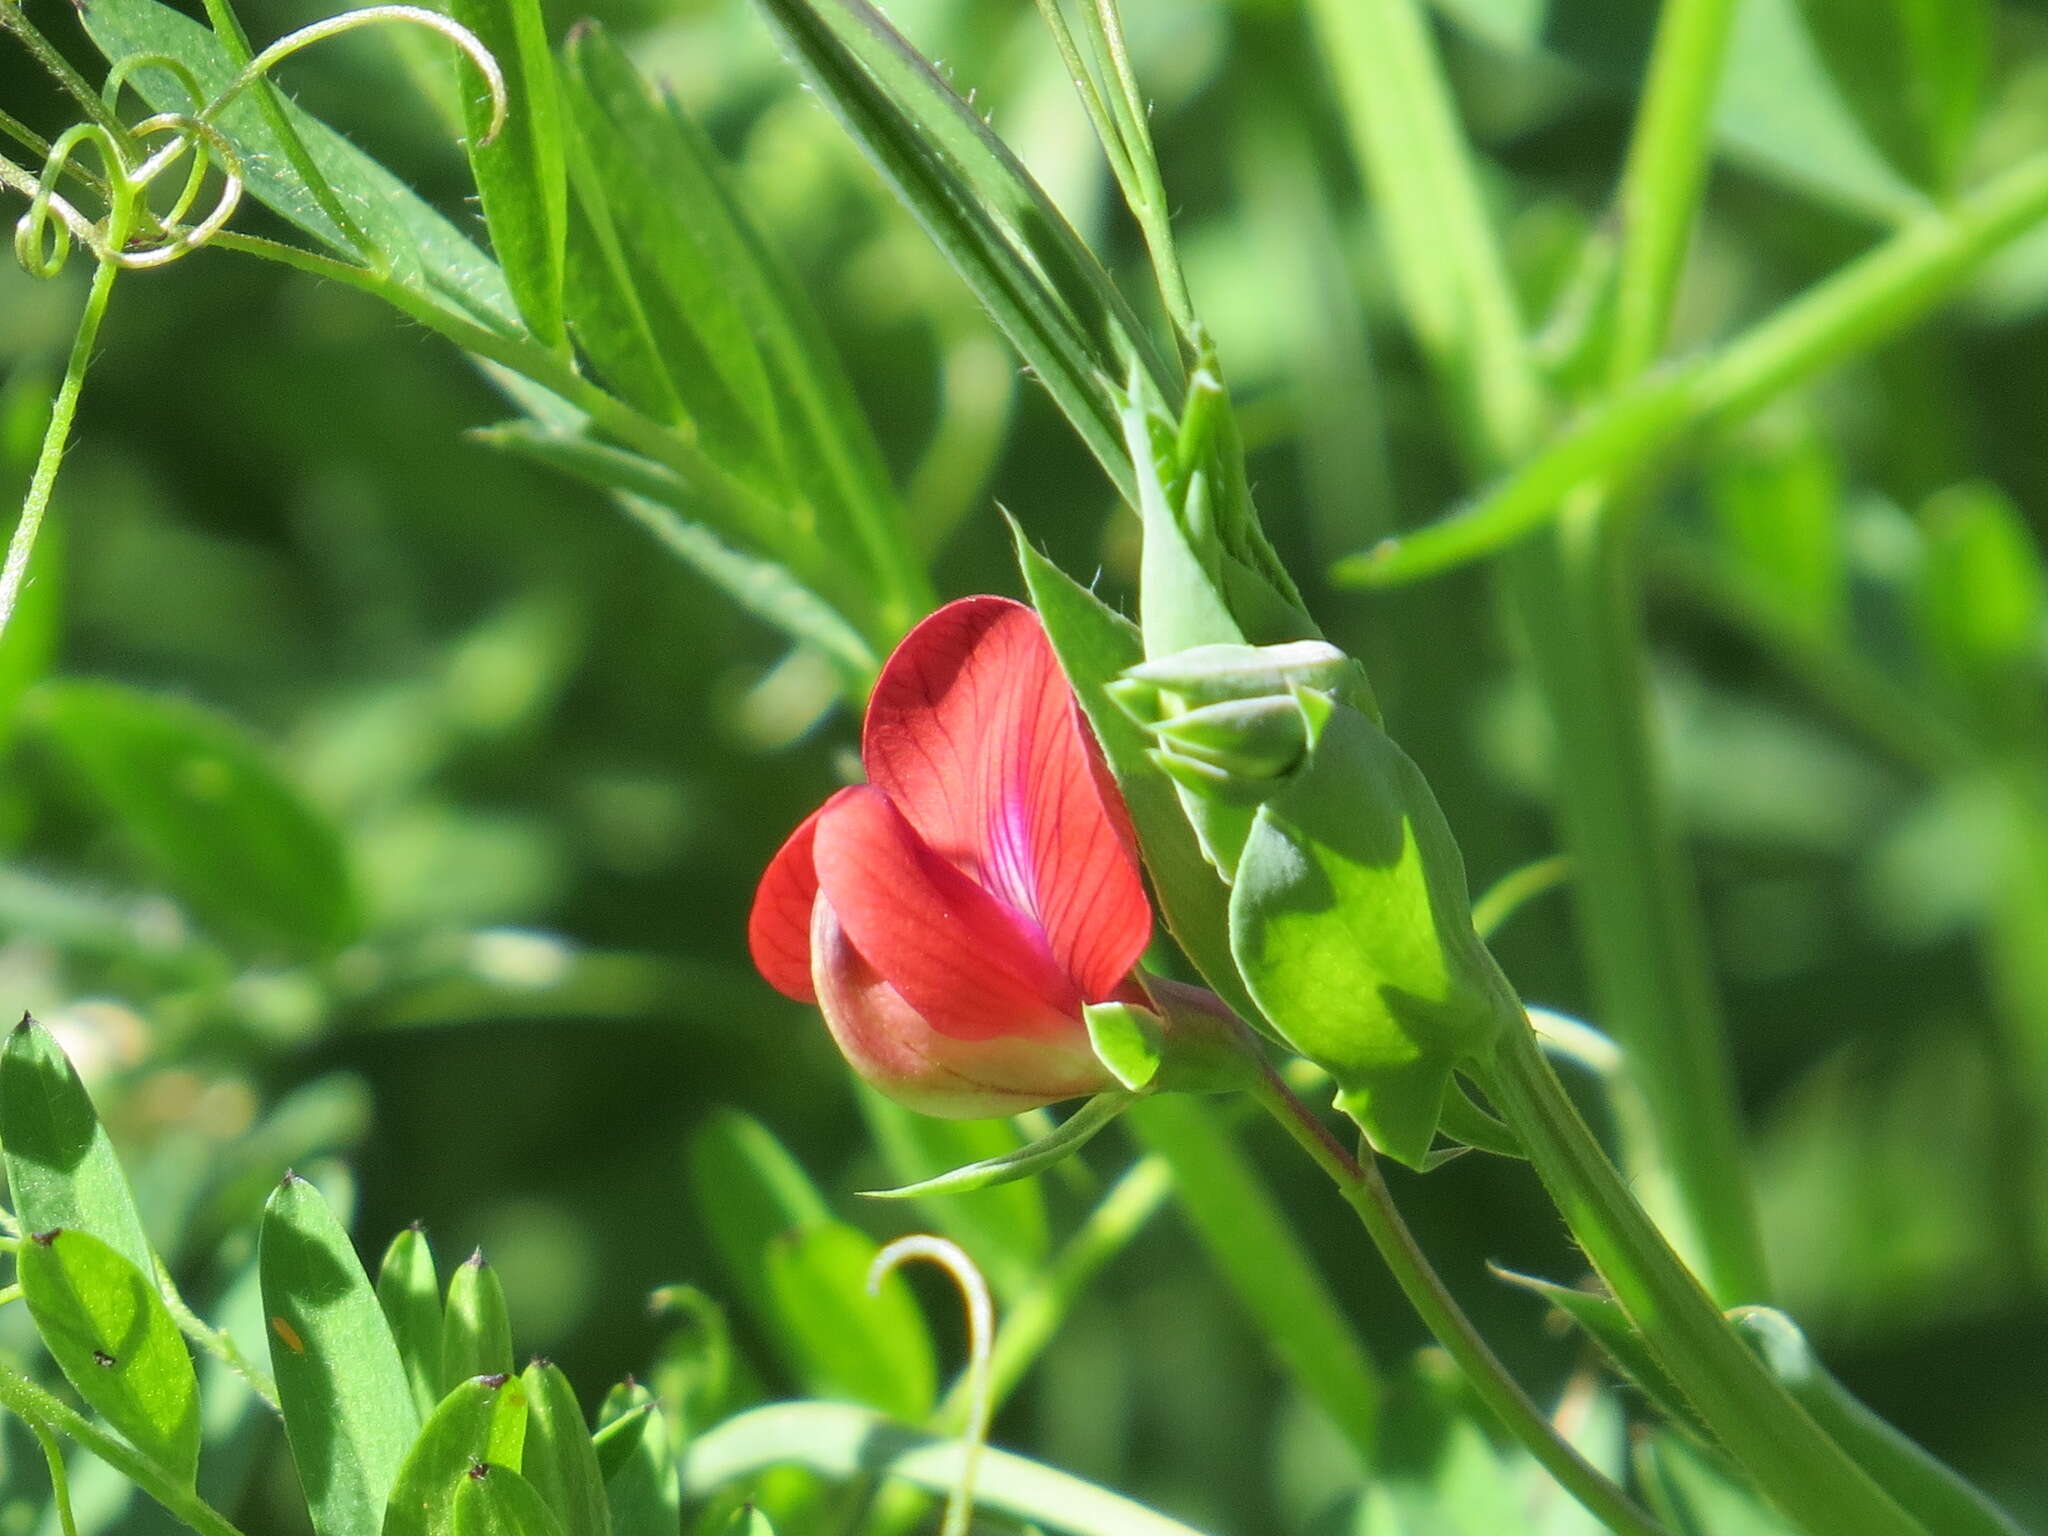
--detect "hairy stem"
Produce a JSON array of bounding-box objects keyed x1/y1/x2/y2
[{"x1": 1248, "y1": 1066, "x2": 1667, "y2": 1536}]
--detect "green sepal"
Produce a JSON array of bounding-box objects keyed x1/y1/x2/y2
[
  {"x1": 1083, "y1": 1002, "x2": 1163, "y2": 1091},
  {"x1": 1115, "y1": 641, "x2": 1363, "y2": 709},
  {"x1": 857, "y1": 1092, "x2": 1134, "y2": 1199},
  {"x1": 1148, "y1": 697, "x2": 1310, "y2": 779},
  {"x1": 1228, "y1": 690, "x2": 1513, "y2": 1168}
]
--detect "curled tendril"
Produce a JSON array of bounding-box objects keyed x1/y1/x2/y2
[
  {"x1": 9, "y1": 4, "x2": 506, "y2": 278},
  {"x1": 868, "y1": 1235, "x2": 993, "y2": 1536}
]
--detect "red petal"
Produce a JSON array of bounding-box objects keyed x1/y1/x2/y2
[
  {"x1": 862, "y1": 596, "x2": 1152, "y2": 1000},
  {"x1": 811, "y1": 901, "x2": 1112, "y2": 1117},
  {"x1": 748, "y1": 794, "x2": 846, "y2": 1002},
  {"x1": 812, "y1": 786, "x2": 1081, "y2": 1041}
]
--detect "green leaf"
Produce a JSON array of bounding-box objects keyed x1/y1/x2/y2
[
  {"x1": 451, "y1": 0, "x2": 570, "y2": 348},
  {"x1": 262, "y1": 1171, "x2": 423, "y2": 1536},
  {"x1": 0, "y1": 1016, "x2": 154, "y2": 1278},
  {"x1": 762, "y1": 1222, "x2": 936, "y2": 1422},
  {"x1": 384, "y1": 1372, "x2": 531, "y2": 1536},
  {"x1": 455, "y1": 1464, "x2": 569, "y2": 1536},
  {"x1": 645, "y1": 1285, "x2": 741, "y2": 1437},
  {"x1": 1229, "y1": 693, "x2": 1512, "y2": 1167},
  {"x1": 1708, "y1": 423, "x2": 1848, "y2": 646},
  {"x1": 1082, "y1": 1004, "x2": 1163, "y2": 1091},
  {"x1": 858, "y1": 1093, "x2": 1133, "y2": 1199},
  {"x1": 686, "y1": 1109, "x2": 831, "y2": 1330},
  {"x1": 520, "y1": 1360, "x2": 611, "y2": 1536},
  {"x1": 1637, "y1": 1433, "x2": 1803, "y2": 1536},
  {"x1": 77, "y1": 0, "x2": 517, "y2": 326},
  {"x1": 853, "y1": 1090, "x2": 1049, "y2": 1303},
  {"x1": 442, "y1": 1252, "x2": 516, "y2": 1393},
  {"x1": 1125, "y1": 1096, "x2": 1379, "y2": 1463},
  {"x1": 751, "y1": 0, "x2": 1166, "y2": 497},
  {"x1": 592, "y1": 1395, "x2": 680, "y2": 1536},
  {"x1": 1914, "y1": 482, "x2": 2046, "y2": 736},
  {"x1": 17, "y1": 1228, "x2": 201, "y2": 1488},
  {"x1": 1490, "y1": 1266, "x2": 1708, "y2": 1441},
  {"x1": 25, "y1": 680, "x2": 359, "y2": 957},
  {"x1": 726, "y1": 1510, "x2": 774, "y2": 1536},
  {"x1": 1013, "y1": 528, "x2": 1261, "y2": 1030},
  {"x1": 474, "y1": 424, "x2": 877, "y2": 682},
  {"x1": 559, "y1": 27, "x2": 780, "y2": 488},
  {"x1": 1793, "y1": 0, "x2": 1988, "y2": 195},
  {"x1": 1729, "y1": 1308, "x2": 2029, "y2": 1536},
  {"x1": 378, "y1": 1226, "x2": 445, "y2": 1422}
]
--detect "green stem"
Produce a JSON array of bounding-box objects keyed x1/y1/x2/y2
[
  {"x1": 0, "y1": 1356, "x2": 248, "y2": 1536},
  {"x1": 1500, "y1": 505, "x2": 1770, "y2": 1302},
  {"x1": 937, "y1": 1153, "x2": 1172, "y2": 1426},
  {"x1": 1608, "y1": 0, "x2": 1738, "y2": 385},
  {"x1": 0, "y1": 0, "x2": 137, "y2": 154},
  {"x1": 1475, "y1": 1022, "x2": 1927, "y2": 1536},
  {"x1": 1, "y1": 258, "x2": 120, "y2": 643},
  {"x1": 1341, "y1": 148, "x2": 2048, "y2": 588},
  {"x1": 154, "y1": 1256, "x2": 280, "y2": 1413},
  {"x1": 1247, "y1": 1067, "x2": 1667, "y2": 1536},
  {"x1": 31, "y1": 1422, "x2": 80, "y2": 1536}
]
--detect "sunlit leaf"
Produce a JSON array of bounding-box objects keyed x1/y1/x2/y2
[
  {"x1": 384, "y1": 1372, "x2": 531, "y2": 1536},
  {"x1": 761, "y1": 1222, "x2": 936, "y2": 1422}
]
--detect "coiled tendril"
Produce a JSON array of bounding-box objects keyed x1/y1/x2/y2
[
  {"x1": 9, "y1": 4, "x2": 506, "y2": 278},
  {"x1": 868, "y1": 1235, "x2": 994, "y2": 1536}
]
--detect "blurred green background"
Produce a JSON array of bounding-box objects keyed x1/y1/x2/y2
[{"x1": 4, "y1": 0, "x2": 2048, "y2": 1530}]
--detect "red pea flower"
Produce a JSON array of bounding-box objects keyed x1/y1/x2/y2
[{"x1": 748, "y1": 596, "x2": 1155, "y2": 1117}]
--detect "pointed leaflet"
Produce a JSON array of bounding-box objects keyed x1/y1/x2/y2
[
  {"x1": 378, "y1": 1227, "x2": 445, "y2": 1422},
  {"x1": 591, "y1": 1392, "x2": 680, "y2": 1536},
  {"x1": 451, "y1": 0, "x2": 569, "y2": 349},
  {"x1": 751, "y1": 0, "x2": 1160, "y2": 495},
  {"x1": 860, "y1": 1092, "x2": 1134, "y2": 1199},
  {"x1": 0, "y1": 1017, "x2": 155, "y2": 1277},
  {"x1": 262, "y1": 1173, "x2": 422, "y2": 1536},
  {"x1": 761, "y1": 1222, "x2": 935, "y2": 1422},
  {"x1": 384, "y1": 1373, "x2": 531, "y2": 1536},
  {"x1": 520, "y1": 1361, "x2": 611, "y2": 1536},
  {"x1": 1229, "y1": 692, "x2": 1514, "y2": 1168},
  {"x1": 26, "y1": 681, "x2": 359, "y2": 957},
  {"x1": 1013, "y1": 530, "x2": 1262, "y2": 1031},
  {"x1": 18, "y1": 1229, "x2": 201, "y2": 1488},
  {"x1": 442, "y1": 1254, "x2": 515, "y2": 1393},
  {"x1": 454, "y1": 1464, "x2": 568, "y2": 1536},
  {"x1": 686, "y1": 1110, "x2": 830, "y2": 1332}
]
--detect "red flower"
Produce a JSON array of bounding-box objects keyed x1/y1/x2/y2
[{"x1": 749, "y1": 596, "x2": 1154, "y2": 1116}]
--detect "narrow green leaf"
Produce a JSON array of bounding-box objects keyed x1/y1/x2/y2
[
  {"x1": 761, "y1": 1222, "x2": 935, "y2": 1422},
  {"x1": 520, "y1": 1360, "x2": 611, "y2": 1536},
  {"x1": 1013, "y1": 528, "x2": 1261, "y2": 1029},
  {"x1": 442, "y1": 1252, "x2": 516, "y2": 1393},
  {"x1": 685, "y1": 1109, "x2": 831, "y2": 1329},
  {"x1": 18, "y1": 1228, "x2": 201, "y2": 1488},
  {"x1": 451, "y1": 0, "x2": 569, "y2": 348},
  {"x1": 726, "y1": 1509, "x2": 774, "y2": 1536},
  {"x1": 378, "y1": 1226, "x2": 445, "y2": 1422},
  {"x1": 859, "y1": 1093, "x2": 1133, "y2": 1200},
  {"x1": 25, "y1": 680, "x2": 360, "y2": 957},
  {"x1": 384, "y1": 1372, "x2": 531, "y2": 1536},
  {"x1": 1125, "y1": 1096, "x2": 1380, "y2": 1462},
  {"x1": 1491, "y1": 1265, "x2": 1708, "y2": 1441},
  {"x1": 0, "y1": 1016, "x2": 154, "y2": 1277},
  {"x1": 853, "y1": 1090, "x2": 1048, "y2": 1303},
  {"x1": 592, "y1": 1395, "x2": 681, "y2": 1536},
  {"x1": 78, "y1": 0, "x2": 518, "y2": 327},
  {"x1": 751, "y1": 0, "x2": 1158, "y2": 496},
  {"x1": 678, "y1": 1400, "x2": 1215, "y2": 1536},
  {"x1": 1793, "y1": 0, "x2": 1987, "y2": 196},
  {"x1": 1730, "y1": 1308, "x2": 2029, "y2": 1536},
  {"x1": 454, "y1": 1463, "x2": 569, "y2": 1536},
  {"x1": 1637, "y1": 1433, "x2": 1802, "y2": 1536},
  {"x1": 262, "y1": 1171, "x2": 423, "y2": 1536}
]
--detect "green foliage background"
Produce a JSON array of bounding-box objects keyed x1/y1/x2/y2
[{"x1": 3, "y1": 0, "x2": 2048, "y2": 1529}]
